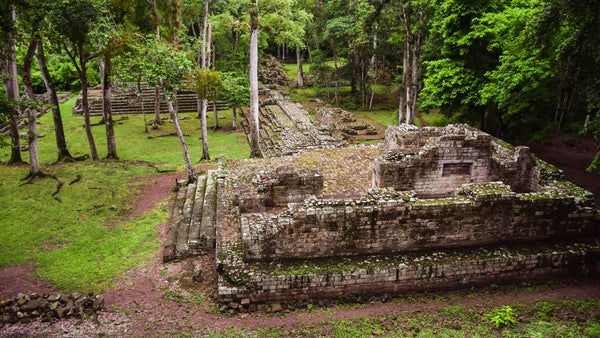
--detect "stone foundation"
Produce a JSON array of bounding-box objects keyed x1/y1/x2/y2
[
  {"x1": 241, "y1": 182, "x2": 596, "y2": 262},
  {"x1": 207, "y1": 125, "x2": 599, "y2": 307},
  {"x1": 218, "y1": 240, "x2": 600, "y2": 305}
]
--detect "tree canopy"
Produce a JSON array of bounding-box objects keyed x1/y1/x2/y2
[{"x1": 1, "y1": 0, "x2": 599, "y2": 168}]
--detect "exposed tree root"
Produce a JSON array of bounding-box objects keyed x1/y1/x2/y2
[
  {"x1": 56, "y1": 154, "x2": 90, "y2": 163},
  {"x1": 19, "y1": 172, "x2": 64, "y2": 202},
  {"x1": 51, "y1": 181, "x2": 64, "y2": 197},
  {"x1": 88, "y1": 187, "x2": 116, "y2": 199},
  {"x1": 69, "y1": 174, "x2": 81, "y2": 185},
  {"x1": 147, "y1": 132, "x2": 190, "y2": 139}
]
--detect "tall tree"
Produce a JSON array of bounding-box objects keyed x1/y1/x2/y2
[
  {"x1": 420, "y1": 0, "x2": 502, "y2": 130},
  {"x1": 248, "y1": 0, "x2": 260, "y2": 157},
  {"x1": 0, "y1": 3, "x2": 22, "y2": 164},
  {"x1": 21, "y1": 39, "x2": 43, "y2": 177},
  {"x1": 35, "y1": 37, "x2": 77, "y2": 162},
  {"x1": 199, "y1": 0, "x2": 210, "y2": 156},
  {"x1": 48, "y1": 0, "x2": 101, "y2": 160}
]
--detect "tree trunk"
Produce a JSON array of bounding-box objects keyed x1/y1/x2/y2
[
  {"x1": 402, "y1": 5, "x2": 413, "y2": 125},
  {"x1": 330, "y1": 38, "x2": 339, "y2": 103},
  {"x1": 249, "y1": 0, "x2": 261, "y2": 158},
  {"x1": 213, "y1": 99, "x2": 219, "y2": 131},
  {"x1": 22, "y1": 40, "x2": 41, "y2": 175},
  {"x1": 201, "y1": 98, "x2": 210, "y2": 160},
  {"x1": 76, "y1": 55, "x2": 98, "y2": 160},
  {"x1": 207, "y1": 23, "x2": 212, "y2": 68},
  {"x1": 398, "y1": 88, "x2": 405, "y2": 124},
  {"x1": 154, "y1": 86, "x2": 162, "y2": 124},
  {"x1": 165, "y1": 88, "x2": 196, "y2": 183},
  {"x1": 368, "y1": 24, "x2": 378, "y2": 111},
  {"x1": 35, "y1": 38, "x2": 73, "y2": 162},
  {"x1": 232, "y1": 106, "x2": 237, "y2": 129},
  {"x1": 409, "y1": 12, "x2": 423, "y2": 125},
  {"x1": 1, "y1": 6, "x2": 22, "y2": 164},
  {"x1": 296, "y1": 46, "x2": 304, "y2": 88},
  {"x1": 149, "y1": 0, "x2": 160, "y2": 38},
  {"x1": 138, "y1": 81, "x2": 148, "y2": 133},
  {"x1": 201, "y1": 0, "x2": 208, "y2": 68},
  {"x1": 100, "y1": 57, "x2": 118, "y2": 159},
  {"x1": 149, "y1": 0, "x2": 162, "y2": 126}
]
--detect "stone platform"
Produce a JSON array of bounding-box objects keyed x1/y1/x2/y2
[{"x1": 213, "y1": 125, "x2": 599, "y2": 308}]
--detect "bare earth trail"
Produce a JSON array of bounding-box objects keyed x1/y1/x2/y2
[{"x1": 1, "y1": 139, "x2": 599, "y2": 336}]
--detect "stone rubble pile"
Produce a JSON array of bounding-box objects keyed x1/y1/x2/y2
[
  {"x1": 316, "y1": 107, "x2": 377, "y2": 138},
  {"x1": 1, "y1": 292, "x2": 104, "y2": 324}
]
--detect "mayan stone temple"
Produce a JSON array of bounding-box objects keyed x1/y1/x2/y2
[{"x1": 165, "y1": 116, "x2": 599, "y2": 309}]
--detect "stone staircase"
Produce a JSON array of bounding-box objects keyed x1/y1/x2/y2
[
  {"x1": 72, "y1": 83, "x2": 229, "y2": 116},
  {"x1": 239, "y1": 93, "x2": 347, "y2": 158},
  {"x1": 163, "y1": 170, "x2": 219, "y2": 262}
]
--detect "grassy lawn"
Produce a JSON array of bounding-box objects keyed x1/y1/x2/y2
[
  {"x1": 0, "y1": 97, "x2": 250, "y2": 292},
  {"x1": 1, "y1": 97, "x2": 250, "y2": 164},
  {"x1": 0, "y1": 161, "x2": 170, "y2": 291}
]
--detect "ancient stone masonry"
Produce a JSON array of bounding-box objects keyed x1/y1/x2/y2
[
  {"x1": 72, "y1": 83, "x2": 229, "y2": 116},
  {"x1": 258, "y1": 54, "x2": 295, "y2": 87},
  {"x1": 164, "y1": 122, "x2": 598, "y2": 309},
  {"x1": 316, "y1": 107, "x2": 377, "y2": 139},
  {"x1": 239, "y1": 86, "x2": 347, "y2": 157},
  {"x1": 374, "y1": 124, "x2": 540, "y2": 197},
  {"x1": 211, "y1": 124, "x2": 599, "y2": 308}
]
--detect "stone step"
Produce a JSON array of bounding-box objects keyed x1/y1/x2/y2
[
  {"x1": 175, "y1": 182, "x2": 198, "y2": 258},
  {"x1": 197, "y1": 170, "x2": 218, "y2": 252},
  {"x1": 162, "y1": 170, "x2": 221, "y2": 262},
  {"x1": 187, "y1": 175, "x2": 208, "y2": 255},
  {"x1": 163, "y1": 181, "x2": 188, "y2": 262}
]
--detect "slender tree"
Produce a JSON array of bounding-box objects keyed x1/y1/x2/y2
[
  {"x1": 248, "y1": 0, "x2": 260, "y2": 157},
  {"x1": 48, "y1": 0, "x2": 100, "y2": 160},
  {"x1": 35, "y1": 38, "x2": 76, "y2": 162},
  {"x1": 21, "y1": 39, "x2": 43, "y2": 176},
  {"x1": 0, "y1": 3, "x2": 22, "y2": 164}
]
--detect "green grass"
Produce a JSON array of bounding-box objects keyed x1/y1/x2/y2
[
  {"x1": 0, "y1": 96, "x2": 250, "y2": 292},
  {"x1": 0, "y1": 161, "x2": 171, "y2": 291},
  {"x1": 205, "y1": 296, "x2": 600, "y2": 337},
  {"x1": 1, "y1": 96, "x2": 250, "y2": 164}
]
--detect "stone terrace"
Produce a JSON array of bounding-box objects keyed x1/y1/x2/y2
[{"x1": 213, "y1": 125, "x2": 599, "y2": 308}]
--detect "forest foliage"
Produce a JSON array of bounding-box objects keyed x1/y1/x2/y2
[{"x1": 0, "y1": 0, "x2": 599, "y2": 169}]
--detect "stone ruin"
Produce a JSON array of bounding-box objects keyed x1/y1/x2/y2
[
  {"x1": 238, "y1": 86, "x2": 348, "y2": 158},
  {"x1": 164, "y1": 123, "x2": 599, "y2": 310},
  {"x1": 258, "y1": 54, "x2": 295, "y2": 87},
  {"x1": 72, "y1": 82, "x2": 229, "y2": 116},
  {"x1": 316, "y1": 107, "x2": 378, "y2": 140}
]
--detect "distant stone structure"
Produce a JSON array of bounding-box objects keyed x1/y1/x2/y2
[
  {"x1": 164, "y1": 123, "x2": 599, "y2": 310},
  {"x1": 239, "y1": 86, "x2": 347, "y2": 157},
  {"x1": 316, "y1": 107, "x2": 377, "y2": 139},
  {"x1": 72, "y1": 83, "x2": 228, "y2": 116}
]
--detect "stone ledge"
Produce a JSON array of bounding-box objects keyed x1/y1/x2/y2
[{"x1": 217, "y1": 239, "x2": 600, "y2": 306}]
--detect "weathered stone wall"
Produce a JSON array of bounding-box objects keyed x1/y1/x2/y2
[
  {"x1": 242, "y1": 182, "x2": 597, "y2": 261},
  {"x1": 374, "y1": 124, "x2": 539, "y2": 197},
  {"x1": 238, "y1": 166, "x2": 323, "y2": 213},
  {"x1": 218, "y1": 241, "x2": 600, "y2": 305}
]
